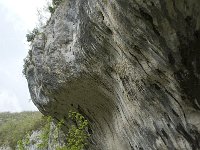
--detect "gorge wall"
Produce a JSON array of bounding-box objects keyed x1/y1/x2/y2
[{"x1": 24, "y1": 0, "x2": 200, "y2": 149}]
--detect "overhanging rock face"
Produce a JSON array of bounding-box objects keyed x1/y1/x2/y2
[{"x1": 25, "y1": 0, "x2": 200, "y2": 149}]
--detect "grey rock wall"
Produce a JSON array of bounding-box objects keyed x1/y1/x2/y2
[
  {"x1": 24, "y1": 0, "x2": 200, "y2": 149},
  {"x1": 0, "y1": 146, "x2": 11, "y2": 150},
  {"x1": 15, "y1": 124, "x2": 65, "y2": 150}
]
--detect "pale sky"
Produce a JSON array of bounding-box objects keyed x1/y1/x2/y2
[{"x1": 0, "y1": 0, "x2": 50, "y2": 112}]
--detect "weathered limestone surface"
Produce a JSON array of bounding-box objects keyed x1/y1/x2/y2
[
  {"x1": 25, "y1": 0, "x2": 200, "y2": 149},
  {"x1": 0, "y1": 146, "x2": 11, "y2": 150}
]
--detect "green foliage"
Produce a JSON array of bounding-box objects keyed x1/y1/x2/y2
[
  {"x1": 57, "y1": 119, "x2": 64, "y2": 129},
  {"x1": 37, "y1": 116, "x2": 52, "y2": 149},
  {"x1": 22, "y1": 50, "x2": 32, "y2": 77},
  {"x1": 22, "y1": 57, "x2": 30, "y2": 77},
  {"x1": 0, "y1": 111, "x2": 46, "y2": 149},
  {"x1": 56, "y1": 146, "x2": 68, "y2": 150},
  {"x1": 1, "y1": 111, "x2": 90, "y2": 150},
  {"x1": 26, "y1": 28, "x2": 39, "y2": 42},
  {"x1": 24, "y1": 133, "x2": 31, "y2": 145},
  {"x1": 66, "y1": 111, "x2": 89, "y2": 150},
  {"x1": 53, "y1": 119, "x2": 64, "y2": 143},
  {"x1": 17, "y1": 133, "x2": 30, "y2": 150},
  {"x1": 52, "y1": 0, "x2": 63, "y2": 7},
  {"x1": 102, "y1": 0, "x2": 108, "y2": 5},
  {"x1": 36, "y1": 111, "x2": 90, "y2": 150},
  {"x1": 17, "y1": 140, "x2": 24, "y2": 150},
  {"x1": 48, "y1": 6, "x2": 55, "y2": 13},
  {"x1": 48, "y1": 0, "x2": 63, "y2": 14}
]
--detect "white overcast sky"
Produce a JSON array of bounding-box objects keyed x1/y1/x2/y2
[{"x1": 0, "y1": 0, "x2": 50, "y2": 112}]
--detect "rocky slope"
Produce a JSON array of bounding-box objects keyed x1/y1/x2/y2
[
  {"x1": 0, "y1": 112, "x2": 66, "y2": 150},
  {"x1": 0, "y1": 112, "x2": 44, "y2": 150},
  {"x1": 24, "y1": 0, "x2": 200, "y2": 149}
]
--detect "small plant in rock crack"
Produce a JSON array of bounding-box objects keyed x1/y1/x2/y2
[
  {"x1": 17, "y1": 132, "x2": 31, "y2": 150},
  {"x1": 52, "y1": 0, "x2": 63, "y2": 7},
  {"x1": 48, "y1": 0, "x2": 63, "y2": 13},
  {"x1": 65, "y1": 111, "x2": 90, "y2": 150},
  {"x1": 17, "y1": 111, "x2": 90, "y2": 150},
  {"x1": 55, "y1": 111, "x2": 90, "y2": 150},
  {"x1": 37, "y1": 116, "x2": 52, "y2": 149},
  {"x1": 22, "y1": 57, "x2": 30, "y2": 78},
  {"x1": 26, "y1": 28, "x2": 39, "y2": 42},
  {"x1": 17, "y1": 140, "x2": 24, "y2": 150}
]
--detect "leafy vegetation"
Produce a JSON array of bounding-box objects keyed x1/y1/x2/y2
[
  {"x1": 48, "y1": 0, "x2": 63, "y2": 13},
  {"x1": 24, "y1": 0, "x2": 65, "y2": 77},
  {"x1": 12, "y1": 111, "x2": 90, "y2": 150},
  {"x1": 37, "y1": 116, "x2": 52, "y2": 149},
  {"x1": 0, "y1": 111, "x2": 46, "y2": 149},
  {"x1": 17, "y1": 139, "x2": 24, "y2": 150},
  {"x1": 35, "y1": 111, "x2": 90, "y2": 150},
  {"x1": 26, "y1": 28, "x2": 39, "y2": 42},
  {"x1": 65, "y1": 111, "x2": 89, "y2": 150},
  {"x1": 26, "y1": 0, "x2": 63, "y2": 43},
  {"x1": 22, "y1": 56, "x2": 30, "y2": 77}
]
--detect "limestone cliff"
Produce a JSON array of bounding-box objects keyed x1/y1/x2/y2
[{"x1": 24, "y1": 0, "x2": 200, "y2": 149}]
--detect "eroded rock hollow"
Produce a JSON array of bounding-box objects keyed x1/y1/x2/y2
[{"x1": 25, "y1": 0, "x2": 200, "y2": 149}]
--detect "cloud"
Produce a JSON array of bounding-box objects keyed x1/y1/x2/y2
[
  {"x1": 0, "y1": 0, "x2": 49, "y2": 30},
  {"x1": 0, "y1": 66, "x2": 37, "y2": 112},
  {"x1": 0, "y1": 89, "x2": 37, "y2": 112},
  {"x1": 0, "y1": 90, "x2": 22, "y2": 112},
  {"x1": 0, "y1": 0, "x2": 51, "y2": 112}
]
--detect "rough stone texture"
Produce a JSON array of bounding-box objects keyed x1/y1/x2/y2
[
  {"x1": 0, "y1": 146, "x2": 11, "y2": 150},
  {"x1": 22, "y1": 124, "x2": 65, "y2": 150},
  {"x1": 25, "y1": 0, "x2": 200, "y2": 149},
  {"x1": 23, "y1": 130, "x2": 42, "y2": 150}
]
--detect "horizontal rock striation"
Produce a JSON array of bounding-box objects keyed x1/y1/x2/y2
[{"x1": 25, "y1": 0, "x2": 200, "y2": 149}]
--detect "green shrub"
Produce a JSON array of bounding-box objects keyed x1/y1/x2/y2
[
  {"x1": 22, "y1": 50, "x2": 33, "y2": 78},
  {"x1": 48, "y1": 6, "x2": 55, "y2": 13},
  {"x1": 48, "y1": 0, "x2": 63, "y2": 14},
  {"x1": 53, "y1": 0, "x2": 63, "y2": 7},
  {"x1": 0, "y1": 111, "x2": 45, "y2": 149},
  {"x1": 17, "y1": 140, "x2": 24, "y2": 150},
  {"x1": 26, "y1": 28, "x2": 39, "y2": 42},
  {"x1": 13, "y1": 111, "x2": 90, "y2": 150},
  {"x1": 37, "y1": 111, "x2": 90, "y2": 150},
  {"x1": 65, "y1": 111, "x2": 89, "y2": 150},
  {"x1": 37, "y1": 116, "x2": 52, "y2": 149},
  {"x1": 17, "y1": 133, "x2": 30, "y2": 150},
  {"x1": 22, "y1": 57, "x2": 30, "y2": 77}
]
